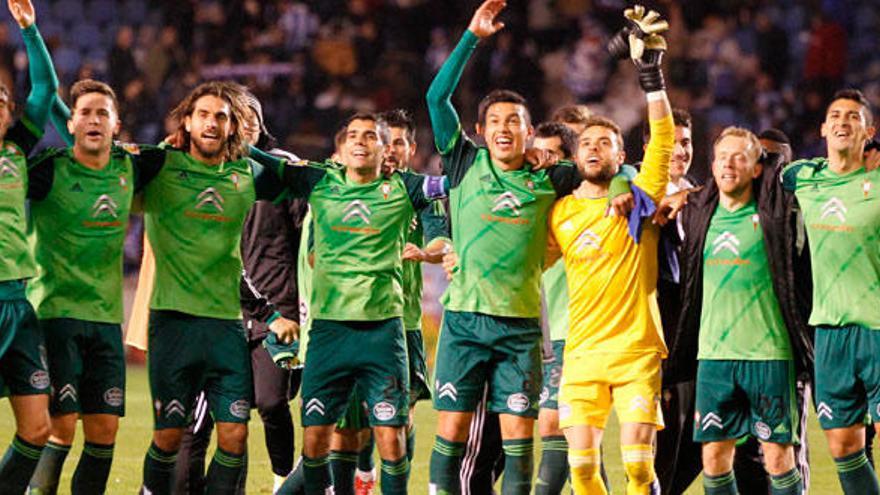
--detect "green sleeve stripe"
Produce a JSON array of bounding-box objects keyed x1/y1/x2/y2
[
  {"x1": 437, "y1": 125, "x2": 462, "y2": 156},
  {"x1": 18, "y1": 114, "x2": 44, "y2": 140}
]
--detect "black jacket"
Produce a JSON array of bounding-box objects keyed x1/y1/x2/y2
[{"x1": 666, "y1": 155, "x2": 814, "y2": 383}]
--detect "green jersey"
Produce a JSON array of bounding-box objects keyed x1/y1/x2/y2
[
  {"x1": 402, "y1": 200, "x2": 448, "y2": 331},
  {"x1": 144, "y1": 150, "x2": 283, "y2": 320},
  {"x1": 439, "y1": 131, "x2": 579, "y2": 318},
  {"x1": 287, "y1": 165, "x2": 431, "y2": 321},
  {"x1": 0, "y1": 122, "x2": 41, "y2": 282},
  {"x1": 698, "y1": 201, "x2": 792, "y2": 360},
  {"x1": 542, "y1": 258, "x2": 569, "y2": 341},
  {"x1": 784, "y1": 158, "x2": 880, "y2": 329},
  {"x1": 26, "y1": 147, "x2": 164, "y2": 323}
]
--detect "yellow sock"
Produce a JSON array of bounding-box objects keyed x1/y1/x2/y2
[
  {"x1": 622, "y1": 444, "x2": 656, "y2": 495},
  {"x1": 568, "y1": 448, "x2": 607, "y2": 494}
]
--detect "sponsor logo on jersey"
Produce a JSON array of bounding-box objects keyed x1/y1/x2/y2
[
  {"x1": 305, "y1": 398, "x2": 325, "y2": 416},
  {"x1": 817, "y1": 402, "x2": 833, "y2": 420},
  {"x1": 164, "y1": 399, "x2": 186, "y2": 418},
  {"x1": 436, "y1": 382, "x2": 458, "y2": 402},
  {"x1": 58, "y1": 384, "x2": 78, "y2": 402},
  {"x1": 700, "y1": 412, "x2": 724, "y2": 431},
  {"x1": 29, "y1": 370, "x2": 50, "y2": 390},
  {"x1": 820, "y1": 197, "x2": 847, "y2": 223},
  {"x1": 373, "y1": 401, "x2": 397, "y2": 421},
  {"x1": 491, "y1": 191, "x2": 522, "y2": 216},
  {"x1": 196, "y1": 187, "x2": 225, "y2": 212},
  {"x1": 754, "y1": 421, "x2": 771, "y2": 440},
  {"x1": 506, "y1": 393, "x2": 530, "y2": 413},
  {"x1": 342, "y1": 199, "x2": 372, "y2": 224},
  {"x1": 92, "y1": 194, "x2": 120, "y2": 218},
  {"x1": 104, "y1": 387, "x2": 124, "y2": 407},
  {"x1": 575, "y1": 229, "x2": 601, "y2": 252},
  {"x1": 0, "y1": 157, "x2": 20, "y2": 179},
  {"x1": 712, "y1": 231, "x2": 740, "y2": 256},
  {"x1": 229, "y1": 399, "x2": 250, "y2": 419}
]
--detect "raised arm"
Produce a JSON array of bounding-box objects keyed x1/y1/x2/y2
[
  {"x1": 11, "y1": 0, "x2": 59, "y2": 134},
  {"x1": 50, "y1": 96, "x2": 73, "y2": 146},
  {"x1": 426, "y1": 0, "x2": 505, "y2": 153}
]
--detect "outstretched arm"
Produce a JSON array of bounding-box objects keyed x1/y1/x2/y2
[
  {"x1": 49, "y1": 96, "x2": 73, "y2": 146},
  {"x1": 426, "y1": 0, "x2": 506, "y2": 153},
  {"x1": 12, "y1": 0, "x2": 59, "y2": 135}
]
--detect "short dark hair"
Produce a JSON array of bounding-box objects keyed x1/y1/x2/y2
[
  {"x1": 829, "y1": 88, "x2": 874, "y2": 126},
  {"x1": 341, "y1": 112, "x2": 390, "y2": 144},
  {"x1": 584, "y1": 115, "x2": 624, "y2": 148},
  {"x1": 70, "y1": 79, "x2": 119, "y2": 113},
  {"x1": 535, "y1": 122, "x2": 578, "y2": 160},
  {"x1": 551, "y1": 104, "x2": 591, "y2": 127},
  {"x1": 379, "y1": 108, "x2": 416, "y2": 142},
  {"x1": 758, "y1": 128, "x2": 790, "y2": 145},
  {"x1": 477, "y1": 89, "x2": 530, "y2": 126},
  {"x1": 642, "y1": 107, "x2": 691, "y2": 144}
]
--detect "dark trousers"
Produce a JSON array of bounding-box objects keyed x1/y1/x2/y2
[{"x1": 173, "y1": 340, "x2": 302, "y2": 494}]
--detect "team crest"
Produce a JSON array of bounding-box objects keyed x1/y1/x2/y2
[
  {"x1": 526, "y1": 179, "x2": 534, "y2": 190},
  {"x1": 381, "y1": 181, "x2": 392, "y2": 199},
  {"x1": 231, "y1": 172, "x2": 240, "y2": 191},
  {"x1": 751, "y1": 213, "x2": 760, "y2": 231},
  {"x1": 4, "y1": 143, "x2": 20, "y2": 155},
  {"x1": 119, "y1": 175, "x2": 128, "y2": 190},
  {"x1": 864, "y1": 179, "x2": 872, "y2": 197}
]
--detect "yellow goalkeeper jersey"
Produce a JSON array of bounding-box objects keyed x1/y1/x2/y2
[{"x1": 549, "y1": 114, "x2": 674, "y2": 359}]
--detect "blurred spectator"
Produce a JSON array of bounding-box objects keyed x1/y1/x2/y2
[{"x1": 108, "y1": 26, "x2": 139, "y2": 92}]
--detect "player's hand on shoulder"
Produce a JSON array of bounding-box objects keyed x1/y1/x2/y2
[
  {"x1": 525, "y1": 147, "x2": 559, "y2": 171},
  {"x1": 8, "y1": 0, "x2": 35, "y2": 29},
  {"x1": 468, "y1": 0, "x2": 506, "y2": 39},
  {"x1": 607, "y1": 192, "x2": 634, "y2": 218},
  {"x1": 652, "y1": 186, "x2": 701, "y2": 225},
  {"x1": 269, "y1": 316, "x2": 299, "y2": 345}
]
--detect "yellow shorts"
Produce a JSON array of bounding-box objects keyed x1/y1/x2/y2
[{"x1": 558, "y1": 351, "x2": 664, "y2": 430}]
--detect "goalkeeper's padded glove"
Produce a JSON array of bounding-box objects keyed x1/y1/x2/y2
[{"x1": 607, "y1": 5, "x2": 669, "y2": 93}]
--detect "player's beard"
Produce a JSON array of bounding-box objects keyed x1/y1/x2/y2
[
  {"x1": 191, "y1": 134, "x2": 227, "y2": 161},
  {"x1": 581, "y1": 163, "x2": 616, "y2": 184}
]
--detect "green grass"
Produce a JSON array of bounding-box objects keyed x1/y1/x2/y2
[{"x1": 0, "y1": 365, "x2": 847, "y2": 493}]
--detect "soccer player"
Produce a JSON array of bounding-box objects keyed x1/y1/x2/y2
[
  {"x1": 137, "y1": 81, "x2": 297, "y2": 494},
  {"x1": 0, "y1": 1, "x2": 58, "y2": 492},
  {"x1": 172, "y1": 87, "x2": 304, "y2": 495},
  {"x1": 425, "y1": 1, "x2": 594, "y2": 492},
  {"x1": 546, "y1": 5, "x2": 674, "y2": 492},
  {"x1": 669, "y1": 127, "x2": 812, "y2": 495},
  {"x1": 551, "y1": 105, "x2": 593, "y2": 136},
  {"x1": 281, "y1": 112, "x2": 446, "y2": 495},
  {"x1": 782, "y1": 88, "x2": 880, "y2": 494}
]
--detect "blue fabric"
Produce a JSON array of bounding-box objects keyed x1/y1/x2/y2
[{"x1": 627, "y1": 186, "x2": 657, "y2": 244}]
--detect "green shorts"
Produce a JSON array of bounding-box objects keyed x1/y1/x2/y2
[
  {"x1": 0, "y1": 284, "x2": 49, "y2": 397},
  {"x1": 42, "y1": 318, "x2": 125, "y2": 416},
  {"x1": 433, "y1": 310, "x2": 542, "y2": 418},
  {"x1": 694, "y1": 360, "x2": 798, "y2": 444},
  {"x1": 148, "y1": 310, "x2": 252, "y2": 429},
  {"x1": 814, "y1": 325, "x2": 880, "y2": 429},
  {"x1": 540, "y1": 339, "x2": 565, "y2": 410},
  {"x1": 337, "y1": 388, "x2": 370, "y2": 431},
  {"x1": 301, "y1": 318, "x2": 409, "y2": 427},
  {"x1": 407, "y1": 329, "x2": 431, "y2": 404}
]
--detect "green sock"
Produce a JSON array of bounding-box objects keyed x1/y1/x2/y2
[
  {"x1": 835, "y1": 449, "x2": 880, "y2": 495},
  {"x1": 0, "y1": 435, "x2": 45, "y2": 494},
  {"x1": 429, "y1": 436, "x2": 465, "y2": 494},
  {"x1": 770, "y1": 467, "x2": 803, "y2": 495},
  {"x1": 380, "y1": 456, "x2": 409, "y2": 495},
  {"x1": 535, "y1": 436, "x2": 568, "y2": 495},
  {"x1": 28, "y1": 441, "x2": 70, "y2": 494},
  {"x1": 501, "y1": 438, "x2": 534, "y2": 495},
  {"x1": 276, "y1": 458, "x2": 304, "y2": 495},
  {"x1": 303, "y1": 454, "x2": 331, "y2": 494},
  {"x1": 406, "y1": 426, "x2": 416, "y2": 464},
  {"x1": 329, "y1": 450, "x2": 358, "y2": 495},
  {"x1": 357, "y1": 434, "x2": 374, "y2": 472},
  {"x1": 205, "y1": 447, "x2": 246, "y2": 495},
  {"x1": 141, "y1": 442, "x2": 177, "y2": 495},
  {"x1": 71, "y1": 442, "x2": 114, "y2": 495},
  {"x1": 704, "y1": 471, "x2": 738, "y2": 495}
]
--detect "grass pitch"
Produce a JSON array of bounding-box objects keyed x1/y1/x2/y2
[{"x1": 0, "y1": 365, "x2": 848, "y2": 493}]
